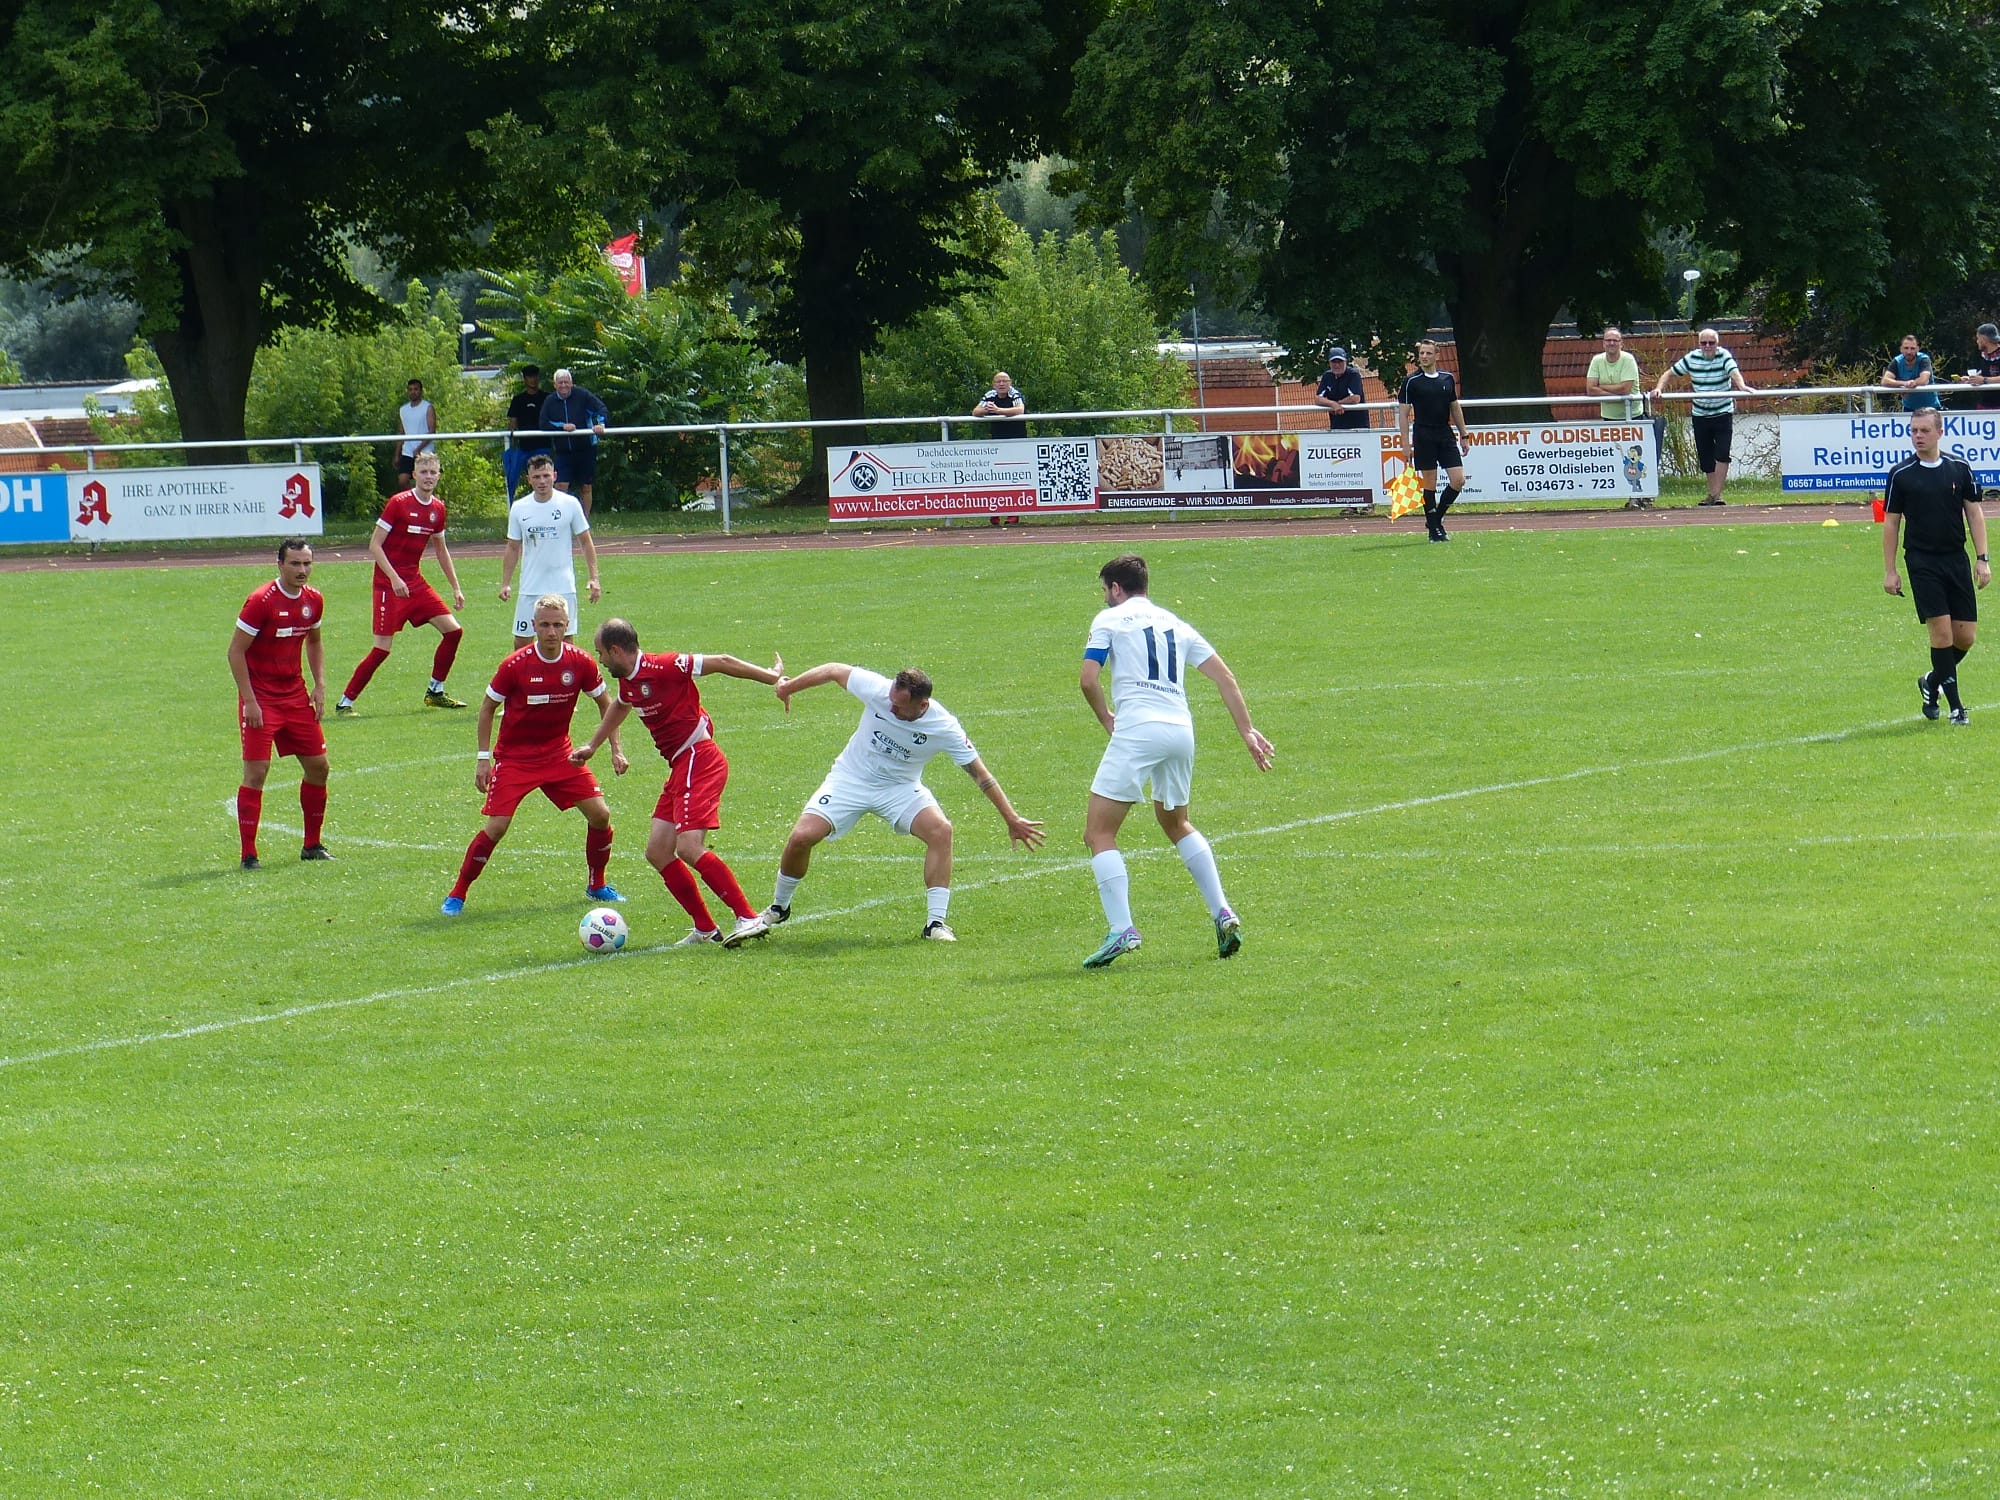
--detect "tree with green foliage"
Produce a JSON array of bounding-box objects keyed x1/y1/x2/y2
[
  {"x1": 868, "y1": 227, "x2": 1188, "y2": 430},
  {"x1": 0, "y1": 277, "x2": 140, "y2": 382},
  {"x1": 1072, "y1": 0, "x2": 2000, "y2": 400},
  {"x1": 513, "y1": 0, "x2": 1105, "y2": 500},
  {"x1": 478, "y1": 267, "x2": 777, "y2": 511},
  {"x1": 0, "y1": 1, "x2": 515, "y2": 449}
]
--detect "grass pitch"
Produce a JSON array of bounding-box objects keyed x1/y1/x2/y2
[{"x1": 4, "y1": 520, "x2": 1997, "y2": 1496}]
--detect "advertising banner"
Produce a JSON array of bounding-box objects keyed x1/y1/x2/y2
[
  {"x1": 1444, "y1": 421, "x2": 1660, "y2": 503},
  {"x1": 0, "y1": 471, "x2": 75, "y2": 545},
  {"x1": 1094, "y1": 432, "x2": 1375, "y2": 510},
  {"x1": 67, "y1": 464, "x2": 324, "y2": 542},
  {"x1": 828, "y1": 439, "x2": 1098, "y2": 521},
  {"x1": 1780, "y1": 412, "x2": 2000, "y2": 491}
]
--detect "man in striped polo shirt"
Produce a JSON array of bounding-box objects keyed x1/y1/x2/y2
[{"x1": 1654, "y1": 328, "x2": 1752, "y2": 506}]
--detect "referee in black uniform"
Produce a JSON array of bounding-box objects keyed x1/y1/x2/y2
[
  {"x1": 1883, "y1": 407, "x2": 1991, "y2": 724},
  {"x1": 1398, "y1": 339, "x2": 1472, "y2": 542}
]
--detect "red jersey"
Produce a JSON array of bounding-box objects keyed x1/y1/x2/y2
[
  {"x1": 236, "y1": 581, "x2": 325, "y2": 703},
  {"x1": 375, "y1": 488, "x2": 448, "y2": 582},
  {"x1": 619, "y1": 652, "x2": 713, "y2": 760},
  {"x1": 487, "y1": 642, "x2": 605, "y2": 763}
]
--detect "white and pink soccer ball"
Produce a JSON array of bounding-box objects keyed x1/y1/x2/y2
[{"x1": 579, "y1": 907, "x2": 629, "y2": 953}]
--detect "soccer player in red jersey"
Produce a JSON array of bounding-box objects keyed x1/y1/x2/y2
[
  {"x1": 441, "y1": 595, "x2": 623, "y2": 915},
  {"x1": 570, "y1": 617, "x2": 785, "y2": 948},
  {"x1": 227, "y1": 538, "x2": 332, "y2": 869},
  {"x1": 334, "y1": 452, "x2": 469, "y2": 714}
]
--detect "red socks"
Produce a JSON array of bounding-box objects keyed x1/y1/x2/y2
[
  {"x1": 237, "y1": 787, "x2": 262, "y2": 860},
  {"x1": 343, "y1": 646, "x2": 391, "y2": 702},
  {"x1": 586, "y1": 826, "x2": 614, "y2": 889},
  {"x1": 451, "y1": 832, "x2": 496, "y2": 899},
  {"x1": 660, "y1": 858, "x2": 716, "y2": 932},
  {"x1": 694, "y1": 851, "x2": 756, "y2": 921},
  {"x1": 431, "y1": 628, "x2": 462, "y2": 684},
  {"x1": 300, "y1": 781, "x2": 327, "y2": 848}
]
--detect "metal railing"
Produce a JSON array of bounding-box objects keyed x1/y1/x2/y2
[{"x1": 1, "y1": 382, "x2": 1982, "y2": 533}]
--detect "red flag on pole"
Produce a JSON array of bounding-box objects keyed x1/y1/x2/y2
[{"x1": 603, "y1": 234, "x2": 644, "y2": 297}]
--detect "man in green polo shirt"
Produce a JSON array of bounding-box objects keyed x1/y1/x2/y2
[{"x1": 1586, "y1": 327, "x2": 1650, "y2": 508}]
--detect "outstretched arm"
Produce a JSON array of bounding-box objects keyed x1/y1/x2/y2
[
  {"x1": 962, "y1": 755, "x2": 1045, "y2": 850},
  {"x1": 774, "y1": 662, "x2": 852, "y2": 713},
  {"x1": 702, "y1": 652, "x2": 785, "y2": 687},
  {"x1": 1196, "y1": 654, "x2": 1275, "y2": 770},
  {"x1": 572, "y1": 699, "x2": 632, "y2": 765}
]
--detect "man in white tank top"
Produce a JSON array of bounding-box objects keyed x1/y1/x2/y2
[{"x1": 1079, "y1": 553, "x2": 1274, "y2": 968}]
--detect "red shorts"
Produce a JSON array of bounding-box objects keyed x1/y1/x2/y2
[
  {"x1": 373, "y1": 576, "x2": 450, "y2": 636},
  {"x1": 652, "y1": 738, "x2": 730, "y2": 830},
  {"x1": 241, "y1": 694, "x2": 327, "y2": 762},
  {"x1": 482, "y1": 757, "x2": 603, "y2": 818}
]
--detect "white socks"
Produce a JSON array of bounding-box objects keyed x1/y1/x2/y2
[
  {"x1": 773, "y1": 872, "x2": 802, "y2": 908},
  {"x1": 926, "y1": 886, "x2": 951, "y2": 924},
  {"x1": 1091, "y1": 850, "x2": 1133, "y2": 932},
  {"x1": 1175, "y1": 830, "x2": 1227, "y2": 919}
]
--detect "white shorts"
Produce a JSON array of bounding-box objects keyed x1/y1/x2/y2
[
  {"x1": 514, "y1": 591, "x2": 578, "y2": 638},
  {"x1": 800, "y1": 774, "x2": 941, "y2": 840},
  {"x1": 1092, "y1": 719, "x2": 1196, "y2": 809}
]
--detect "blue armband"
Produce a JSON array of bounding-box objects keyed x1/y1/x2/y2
[{"x1": 1083, "y1": 648, "x2": 1109, "y2": 665}]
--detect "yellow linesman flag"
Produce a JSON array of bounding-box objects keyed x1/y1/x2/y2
[{"x1": 1387, "y1": 465, "x2": 1423, "y2": 519}]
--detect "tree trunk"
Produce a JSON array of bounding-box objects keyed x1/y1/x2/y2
[
  {"x1": 776, "y1": 208, "x2": 871, "y2": 507},
  {"x1": 149, "y1": 189, "x2": 263, "y2": 465},
  {"x1": 1436, "y1": 77, "x2": 1569, "y2": 427}
]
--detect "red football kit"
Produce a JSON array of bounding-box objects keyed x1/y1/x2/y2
[
  {"x1": 619, "y1": 651, "x2": 732, "y2": 829},
  {"x1": 482, "y1": 642, "x2": 607, "y2": 816},
  {"x1": 236, "y1": 580, "x2": 327, "y2": 760},
  {"x1": 371, "y1": 488, "x2": 451, "y2": 635}
]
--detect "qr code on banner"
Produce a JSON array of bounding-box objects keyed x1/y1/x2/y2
[{"x1": 1036, "y1": 440, "x2": 1096, "y2": 508}]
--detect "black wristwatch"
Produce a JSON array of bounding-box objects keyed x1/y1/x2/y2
[{"x1": 1979, "y1": 553, "x2": 1990, "y2": 563}]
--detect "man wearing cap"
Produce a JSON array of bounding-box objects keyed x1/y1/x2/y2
[
  {"x1": 1964, "y1": 323, "x2": 2000, "y2": 414},
  {"x1": 1313, "y1": 348, "x2": 1369, "y2": 430}
]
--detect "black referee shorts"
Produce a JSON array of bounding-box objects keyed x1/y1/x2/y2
[
  {"x1": 1411, "y1": 429, "x2": 1462, "y2": 473},
  {"x1": 1906, "y1": 548, "x2": 1977, "y2": 623}
]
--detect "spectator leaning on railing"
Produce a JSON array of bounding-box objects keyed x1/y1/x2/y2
[
  {"x1": 1883, "y1": 334, "x2": 1940, "y2": 412},
  {"x1": 1963, "y1": 323, "x2": 2000, "y2": 414},
  {"x1": 1313, "y1": 347, "x2": 1369, "y2": 430},
  {"x1": 1653, "y1": 329, "x2": 1751, "y2": 507},
  {"x1": 541, "y1": 368, "x2": 610, "y2": 516},
  {"x1": 1586, "y1": 327, "x2": 1652, "y2": 509}
]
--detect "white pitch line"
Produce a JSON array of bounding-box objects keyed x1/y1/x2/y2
[{"x1": 5, "y1": 713, "x2": 1913, "y2": 1072}]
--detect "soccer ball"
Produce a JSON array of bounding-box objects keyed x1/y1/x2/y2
[{"x1": 579, "y1": 907, "x2": 629, "y2": 952}]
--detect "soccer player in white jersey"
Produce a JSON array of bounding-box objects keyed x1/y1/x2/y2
[
  {"x1": 498, "y1": 454, "x2": 601, "y2": 647},
  {"x1": 1079, "y1": 553, "x2": 1275, "y2": 968},
  {"x1": 758, "y1": 664, "x2": 1045, "y2": 941}
]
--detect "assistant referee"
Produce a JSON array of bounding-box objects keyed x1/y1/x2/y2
[{"x1": 1882, "y1": 407, "x2": 1991, "y2": 724}]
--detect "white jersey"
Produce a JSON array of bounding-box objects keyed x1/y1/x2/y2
[
  {"x1": 827, "y1": 668, "x2": 978, "y2": 788},
  {"x1": 398, "y1": 398, "x2": 435, "y2": 457},
  {"x1": 1085, "y1": 596, "x2": 1214, "y2": 731},
  {"x1": 507, "y1": 492, "x2": 590, "y2": 599}
]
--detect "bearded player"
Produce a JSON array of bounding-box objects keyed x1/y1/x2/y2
[
  {"x1": 227, "y1": 538, "x2": 332, "y2": 869},
  {"x1": 570, "y1": 617, "x2": 785, "y2": 948},
  {"x1": 334, "y1": 452, "x2": 468, "y2": 715},
  {"x1": 441, "y1": 595, "x2": 624, "y2": 914}
]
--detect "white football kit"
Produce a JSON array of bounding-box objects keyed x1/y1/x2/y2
[
  {"x1": 507, "y1": 491, "x2": 590, "y2": 634},
  {"x1": 802, "y1": 668, "x2": 980, "y2": 837},
  {"x1": 1085, "y1": 596, "x2": 1214, "y2": 809}
]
